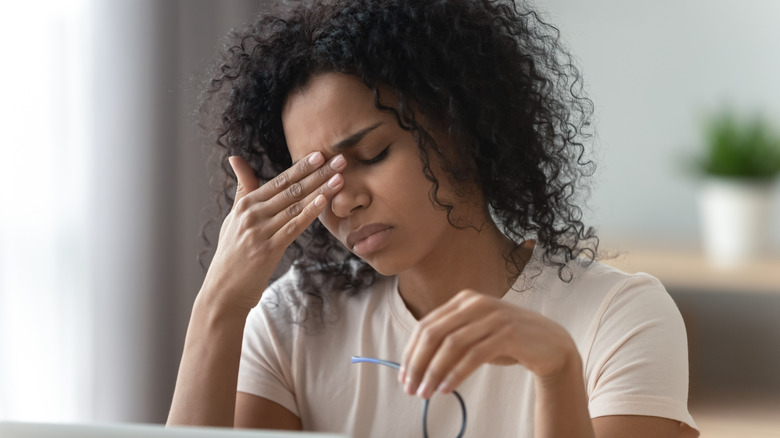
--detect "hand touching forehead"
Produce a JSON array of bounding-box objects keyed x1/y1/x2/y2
[{"x1": 282, "y1": 73, "x2": 389, "y2": 163}]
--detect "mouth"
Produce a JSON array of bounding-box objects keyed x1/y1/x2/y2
[{"x1": 346, "y1": 223, "x2": 393, "y2": 257}]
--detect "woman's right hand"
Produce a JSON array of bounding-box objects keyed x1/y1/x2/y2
[{"x1": 199, "y1": 151, "x2": 346, "y2": 313}]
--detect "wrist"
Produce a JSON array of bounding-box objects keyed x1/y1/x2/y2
[
  {"x1": 197, "y1": 266, "x2": 267, "y2": 316},
  {"x1": 193, "y1": 286, "x2": 253, "y2": 324},
  {"x1": 533, "y1": 344, "x2": 594, "y2": 438},
  {"x1": 535, "y1": 339, "x2": 583, "y2": 389}
]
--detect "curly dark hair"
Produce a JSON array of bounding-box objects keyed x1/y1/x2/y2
[{"x1": 199, "y1": 0, "x2": 598, "y2": 323}]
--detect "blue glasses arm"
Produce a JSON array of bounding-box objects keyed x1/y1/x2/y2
[
  {"x1": 350, "y1": 355, "x2": 467, "y2": 438},
  {"x1": 351, "y1": 356, "x2": 401, "y2": 370}
]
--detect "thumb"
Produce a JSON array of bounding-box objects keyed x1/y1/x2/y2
[{"x1": 228, "y1": 156, "x2": 260, "y2": 208}]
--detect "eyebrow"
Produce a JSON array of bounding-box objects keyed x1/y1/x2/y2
[
  {"x1": 293, "y1": 122, "x2": 383, "y2": 165},
  {"x1": 331, "y1": 121, "x2": 382, "y2": 152}
]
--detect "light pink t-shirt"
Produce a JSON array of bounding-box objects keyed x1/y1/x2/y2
[{"x1": 238, "y1": 248, "x2": 699, "y2": 437}]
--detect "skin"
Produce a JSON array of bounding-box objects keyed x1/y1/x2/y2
[{"x1": 167, "y1": 73, "x2": 684, "y2": 437}]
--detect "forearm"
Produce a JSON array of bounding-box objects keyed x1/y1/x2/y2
[
  {"x1": 533, "y1": 349, "x2": 595, "y2": 438},
  {"x1": 167, "y1": 292, "x2": 250, "y2": 427}
]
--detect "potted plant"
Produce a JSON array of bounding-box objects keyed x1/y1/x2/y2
[{"x1": 691, "y1": 108, "x2": 780, "y2": 266}]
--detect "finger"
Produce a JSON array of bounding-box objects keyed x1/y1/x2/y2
[
  {"x1": 437, "y1": 333, "x2": 508, "y2": 395},
  {"x1": 229, "y1": 156, "x2": 260, "y2": 208},
  {"x1": 400, "y1": 290, "x2": 478, "y2": 385},
  {"x1": 401, "y1": 295, "x2": 483, "y2": 396},
  {"x1": 258, "y1": 172, "x2": 344, "y2": 235},
  {"x1": 416, "y1": 313, "x2": 503, "y2": 399},
  {"x1": 253, "y1": 152, "x2": 332, "y2": 203},
  {"x1": 239, "y1": 153, "x2": 344, "y2": 218},
  {"x1": 270, "y1": 192, "x2": 329, "y2": 249}
]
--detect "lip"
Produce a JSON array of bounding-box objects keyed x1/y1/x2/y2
[{"x1": 346, "y1": 223, "x2": 393, "y2": 251}]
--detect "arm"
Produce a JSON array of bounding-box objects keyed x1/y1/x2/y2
[
  {"x1": 399, "y1": 290, "x2": 685, "y2": 438},
  {"x1": 235, "y1": 392, "x2": 302, "y2": 430},
  {"x1": 533, "y1": 342, "x2": 594, "y2": 438},
  {"x1": 533, "y1": 351, "x2": 681, "y2": 437},
  {"x1": 167, "y1": 153, "x2": 345, "y2": 427},
  {"x1": 168, "y1": 294, "x2": 304, "y2": 429},
  {"x1": 167, "y1": 294, "x2": 250, "y2": 426}
]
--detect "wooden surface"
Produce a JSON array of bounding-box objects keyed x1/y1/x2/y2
[
  {"x1": 601, "y1": 246, "x2": 780, "y2": 294},
  {"x1": 690, "y1": 394, "x2": 780, "y2": 438}
]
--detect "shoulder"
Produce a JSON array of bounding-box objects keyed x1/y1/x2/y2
[
  {"x1": 519, "y1": 251, "x2": 681, "y2": 343},
  {"x1": 573, "y1": 259, "x2": 683, "y2": 336},
  {"x1": 524, "y1": 251, "x2": 671, "y2": 310},
  {"x1": 571, "y1": 259, "x2": 681, "y2": 328},
  {"x1": 570, "y1": 261, "x2": 697, "y2": 432}
]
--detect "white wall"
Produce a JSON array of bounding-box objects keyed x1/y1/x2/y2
[
  {"x1": 0, "y1": 0, "x2": 265, "y2": 423},
  {"x1": 539, "y1": 0, "x2": 780, "y2": 247}
]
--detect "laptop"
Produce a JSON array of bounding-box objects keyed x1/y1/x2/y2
[{"x1": 0, "y1": 421, "x2": 348, "y2": 438}]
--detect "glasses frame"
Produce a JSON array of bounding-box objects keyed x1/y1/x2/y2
[{"x1": 351, "y1": 356, "x2": 467, "y2": 438}]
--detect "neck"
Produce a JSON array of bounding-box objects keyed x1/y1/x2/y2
[{"x1": 397, "y1": 222, "x2": 533, "y2": 320}]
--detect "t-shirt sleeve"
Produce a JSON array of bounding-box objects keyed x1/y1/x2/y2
[
  {"x1": 585, "y1": 273, "x2": 699, "y2": 436},
  {"x1": 237, "y1": 291, "x2": 299, "y2": 417}
]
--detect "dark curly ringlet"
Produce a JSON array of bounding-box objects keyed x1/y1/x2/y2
[{"x1": 199, "y1": 0, "x2": 599, "y2": 326}]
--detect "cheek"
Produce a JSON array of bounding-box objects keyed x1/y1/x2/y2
[
  {"x1": 394, "y1": 166, "x2": 434, "y2": 208},
  {"x1": 316, "y1": 207, "x2": 341, "y2": 242}
]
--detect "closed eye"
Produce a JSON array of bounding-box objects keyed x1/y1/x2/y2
[{"x1": 360, "y1": 145, "x2": 390, "y2": 165}]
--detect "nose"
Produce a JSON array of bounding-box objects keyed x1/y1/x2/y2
[{"x1": 330, "y1": 175, "x2": 371, "y2": 218}]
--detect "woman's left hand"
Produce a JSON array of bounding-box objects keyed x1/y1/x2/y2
[{"x1": 399, "y1": 289, "x2": 579, "y2": 399}]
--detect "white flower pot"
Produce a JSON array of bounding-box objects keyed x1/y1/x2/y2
[{"x1": 699, "y1": 178, "x2": 775, "y2": 267}]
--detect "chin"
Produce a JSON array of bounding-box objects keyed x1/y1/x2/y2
[{"x1": 358, "y1": 253, "x2": 407, "y2": 277}]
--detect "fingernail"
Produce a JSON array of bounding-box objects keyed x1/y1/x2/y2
[
  {"x1": 314, "y1": 194, "x2": 325, "y2": 207},
  {"x1": 416, "y1": 382, "x2": 429, "y2": 399},
  {"x1": 327, "y1": 174, "x2": 341, "y2": 188},
  {"x1": 437, "y1": 379, "x2": 452, "y2": 394},
  {"x1": 308, "y1": 152, "x2": 324, "y2": 166},
  {"x1": 330, "y1": 154, "x2": 346, "y2": 170},
  {"x1": 404, "y1": 380, "x2": 415, "y2": 396},
  {"x1": 398, "y1": 367, "x2": 405, "y2": 384}
]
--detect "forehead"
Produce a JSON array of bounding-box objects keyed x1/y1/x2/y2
[{"x1": 282, "y1": 73, "x2": 386, "y2": 161}]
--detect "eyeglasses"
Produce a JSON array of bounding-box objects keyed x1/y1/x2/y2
[{"x1": 351, "y1": 356, "x2": 467, "y2": 438}]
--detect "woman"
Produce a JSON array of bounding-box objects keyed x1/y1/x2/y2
[{"x1": 168, "y1": 1, "x2": 699, "y2": 436}]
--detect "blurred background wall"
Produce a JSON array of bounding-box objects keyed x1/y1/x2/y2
[
  {"x1": 0, "y1": 0, "x2": 778, "y2": 427},
  {"x1": 542, "y1": 0, "x2": 780, "y2": 246},
  {"x1": 0, "y1": 0, "x2": 267, "y2": 423},
  {"x1": 542, "y1": 1, "x2": 780, "y2": 422}
]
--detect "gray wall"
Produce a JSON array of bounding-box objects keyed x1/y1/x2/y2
[
  {"x1": 89, "y1": 0, "x2": 265, "y2": 423},
  {"x1": 540, "y1": 0, "x2": 780, "y2": 247},
  {"x1": 537, "y1": 0, "x2": 780, "y2": 405}
]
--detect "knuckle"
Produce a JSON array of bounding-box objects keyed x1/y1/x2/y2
[
  {"x1": 299, "y1": 160, "x2": 316, "y2": 176},
  {"x1": 494, "y1": 311, "x2": 513, "y2": 327},
  {"x1": 466, "y1": 343, "x2": 489, "y2": 361},
  {"x1": 286, "y1": 182, "x2": 303, "y2": 199},
  {"x1": 462, "y1": 292, "x2": 486, "y2": 309},
  {"x1": 236, "y1": 209, "x2": 256, "y2": 230},
  {"x1": 286, "y1": 201, "x2": 303, "y2": 218},
  {"x1": 496, "y1": 324, "x2": 515, "y2": 339},
  {"x1": 424, "y1": 369, "x2": 443, "y2": 383},
  {"x1": 272, "y1": 172, "x2": 289, "y2": 190},
  {"x1": 242, "y1": 228, "x2": 266, "y2": 251},
  {"x1": 419, "y1": 326, "x2": 441, "y2": 345},
  {"x1": 283, "y1": 217, "x2": 301, "y2": 235},
  {"x1": 457, "y1": 289, "x2": 475, "y2": 298},
  {"x1": 317, "y1": 164, "x2": 333, "y2": 178},
  {"x1": 443, "y1": 333, "x2": 465, "y2": 350},
  {"x1": 456, "y1": 289, "x2": 477, "y2": 303},
  {"x1": 234, "y1": 196, "x2": 251, "y2": 213}
]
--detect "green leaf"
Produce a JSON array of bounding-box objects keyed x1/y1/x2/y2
[{"x1": 694, "y1": 108, "x2": 780, "y2": 179}]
